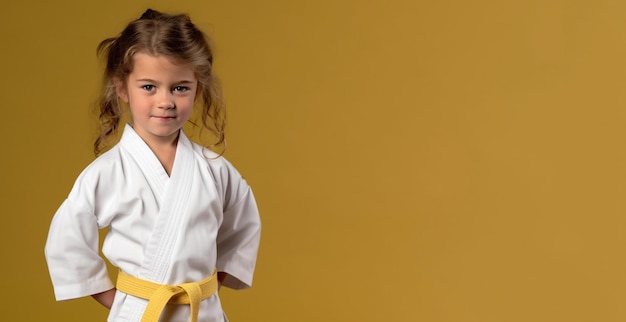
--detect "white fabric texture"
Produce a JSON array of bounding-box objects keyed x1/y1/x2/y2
[{"x1": 45, "y1": 125, "x2": 261, "y2": 322}]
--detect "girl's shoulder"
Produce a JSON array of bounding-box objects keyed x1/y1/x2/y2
[
  {"x1": 63, "y1": 145, "x2": 125, "y2": 215},
  {"x1": 80, "y1": 145, "x2": 124, "y2": 178},
  {"x1": 189, "y1": 142, "x2": 252, "y2": 201},
  {"x1": 189, "y1": 142, "x2": 236, "y2": 172},
  {"x1": 69, "y1": 145, "x2": 125, "y2": 194}
]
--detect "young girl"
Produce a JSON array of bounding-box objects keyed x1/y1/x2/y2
[{"x1": 44, "y1": 9, "x2": 261, "y2": 322}]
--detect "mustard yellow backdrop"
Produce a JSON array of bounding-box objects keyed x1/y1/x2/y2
[{"x1": 1, "y1": 0, "x2": 626, "y2": 321}]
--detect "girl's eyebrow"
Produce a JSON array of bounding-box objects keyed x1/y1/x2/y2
[{"x1": 135, "y1": 78, "x2": 196, "y2": 84}]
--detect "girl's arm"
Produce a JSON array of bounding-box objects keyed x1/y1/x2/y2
[
  {"x1": 92, "y1": 288, "x2": 116, "y2": 309},
  {"x1": 218, "y1": 272, "x2": 228, "y2": 290}
]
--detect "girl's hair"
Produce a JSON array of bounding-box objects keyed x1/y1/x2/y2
[{"x1": 94, "y1": 8, "x2": 225, "y2": 155}]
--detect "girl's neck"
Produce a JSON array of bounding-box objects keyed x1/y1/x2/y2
[{"x1": 149, "y1": 141, "x2": 177, "y2": 176}]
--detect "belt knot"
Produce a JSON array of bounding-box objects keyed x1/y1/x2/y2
[{"x1": 116, "y1": 270, "x2": 218, "y2": 322}]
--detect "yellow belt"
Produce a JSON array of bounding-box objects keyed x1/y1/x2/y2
[{"x1": 116, "y1": 270, "x2": 218, "y2": 322}]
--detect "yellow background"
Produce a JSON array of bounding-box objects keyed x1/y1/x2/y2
[{"x1": 1, "y1": 0, "x2": 625, "y2": 321}]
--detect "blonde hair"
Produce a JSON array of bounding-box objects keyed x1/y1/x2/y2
[{"x1": 94, "y1": 8, "x2": 225, "y2": 155}]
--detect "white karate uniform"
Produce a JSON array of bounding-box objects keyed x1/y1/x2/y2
[{"x1": 45, "y1": 124, "x2": 261, "y2": 322}]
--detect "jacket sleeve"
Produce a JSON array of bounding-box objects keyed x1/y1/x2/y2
[
  {"x1": 44, "y1": 197, "x2": 113, "y2": 301},
  {"x1": 215, "y1": 160, "x2": 262, "y2": 290}
]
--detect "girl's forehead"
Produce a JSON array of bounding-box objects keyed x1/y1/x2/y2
[{"x1": 130, "y1": 52, "x2": 196, "y2": 79}]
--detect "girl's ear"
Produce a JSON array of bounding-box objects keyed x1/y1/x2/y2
[{"x1": 113, "y1": 77, "x2": 129, "y2": 103}]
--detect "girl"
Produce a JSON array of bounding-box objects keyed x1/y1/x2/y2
[{"x1": 44, "y1": 9, "x2": 261, "y2": 322}]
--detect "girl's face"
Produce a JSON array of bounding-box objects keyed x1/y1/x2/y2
[{"x1": 117, "y1": 52, "x2": 197, "y2": 147}]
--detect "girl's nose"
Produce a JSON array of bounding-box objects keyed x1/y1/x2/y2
[{"x1": 158, "y1": 92, "x2": 175, "y2": 109}]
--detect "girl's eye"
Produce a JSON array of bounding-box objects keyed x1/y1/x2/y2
[
  {"x1": 173, "y1": 86, "x2": 189, "y2": 92},
  {"x1": 142, "y1": 85, "x2": 155, "y2": 91}
]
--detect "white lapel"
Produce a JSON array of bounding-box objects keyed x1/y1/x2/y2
[
  {"x1": 119, "y1": 124, "x2": 170, "y2": 203},
  {"x1": 136, "y1": 128, "x2": 196, "y2": 283}
]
